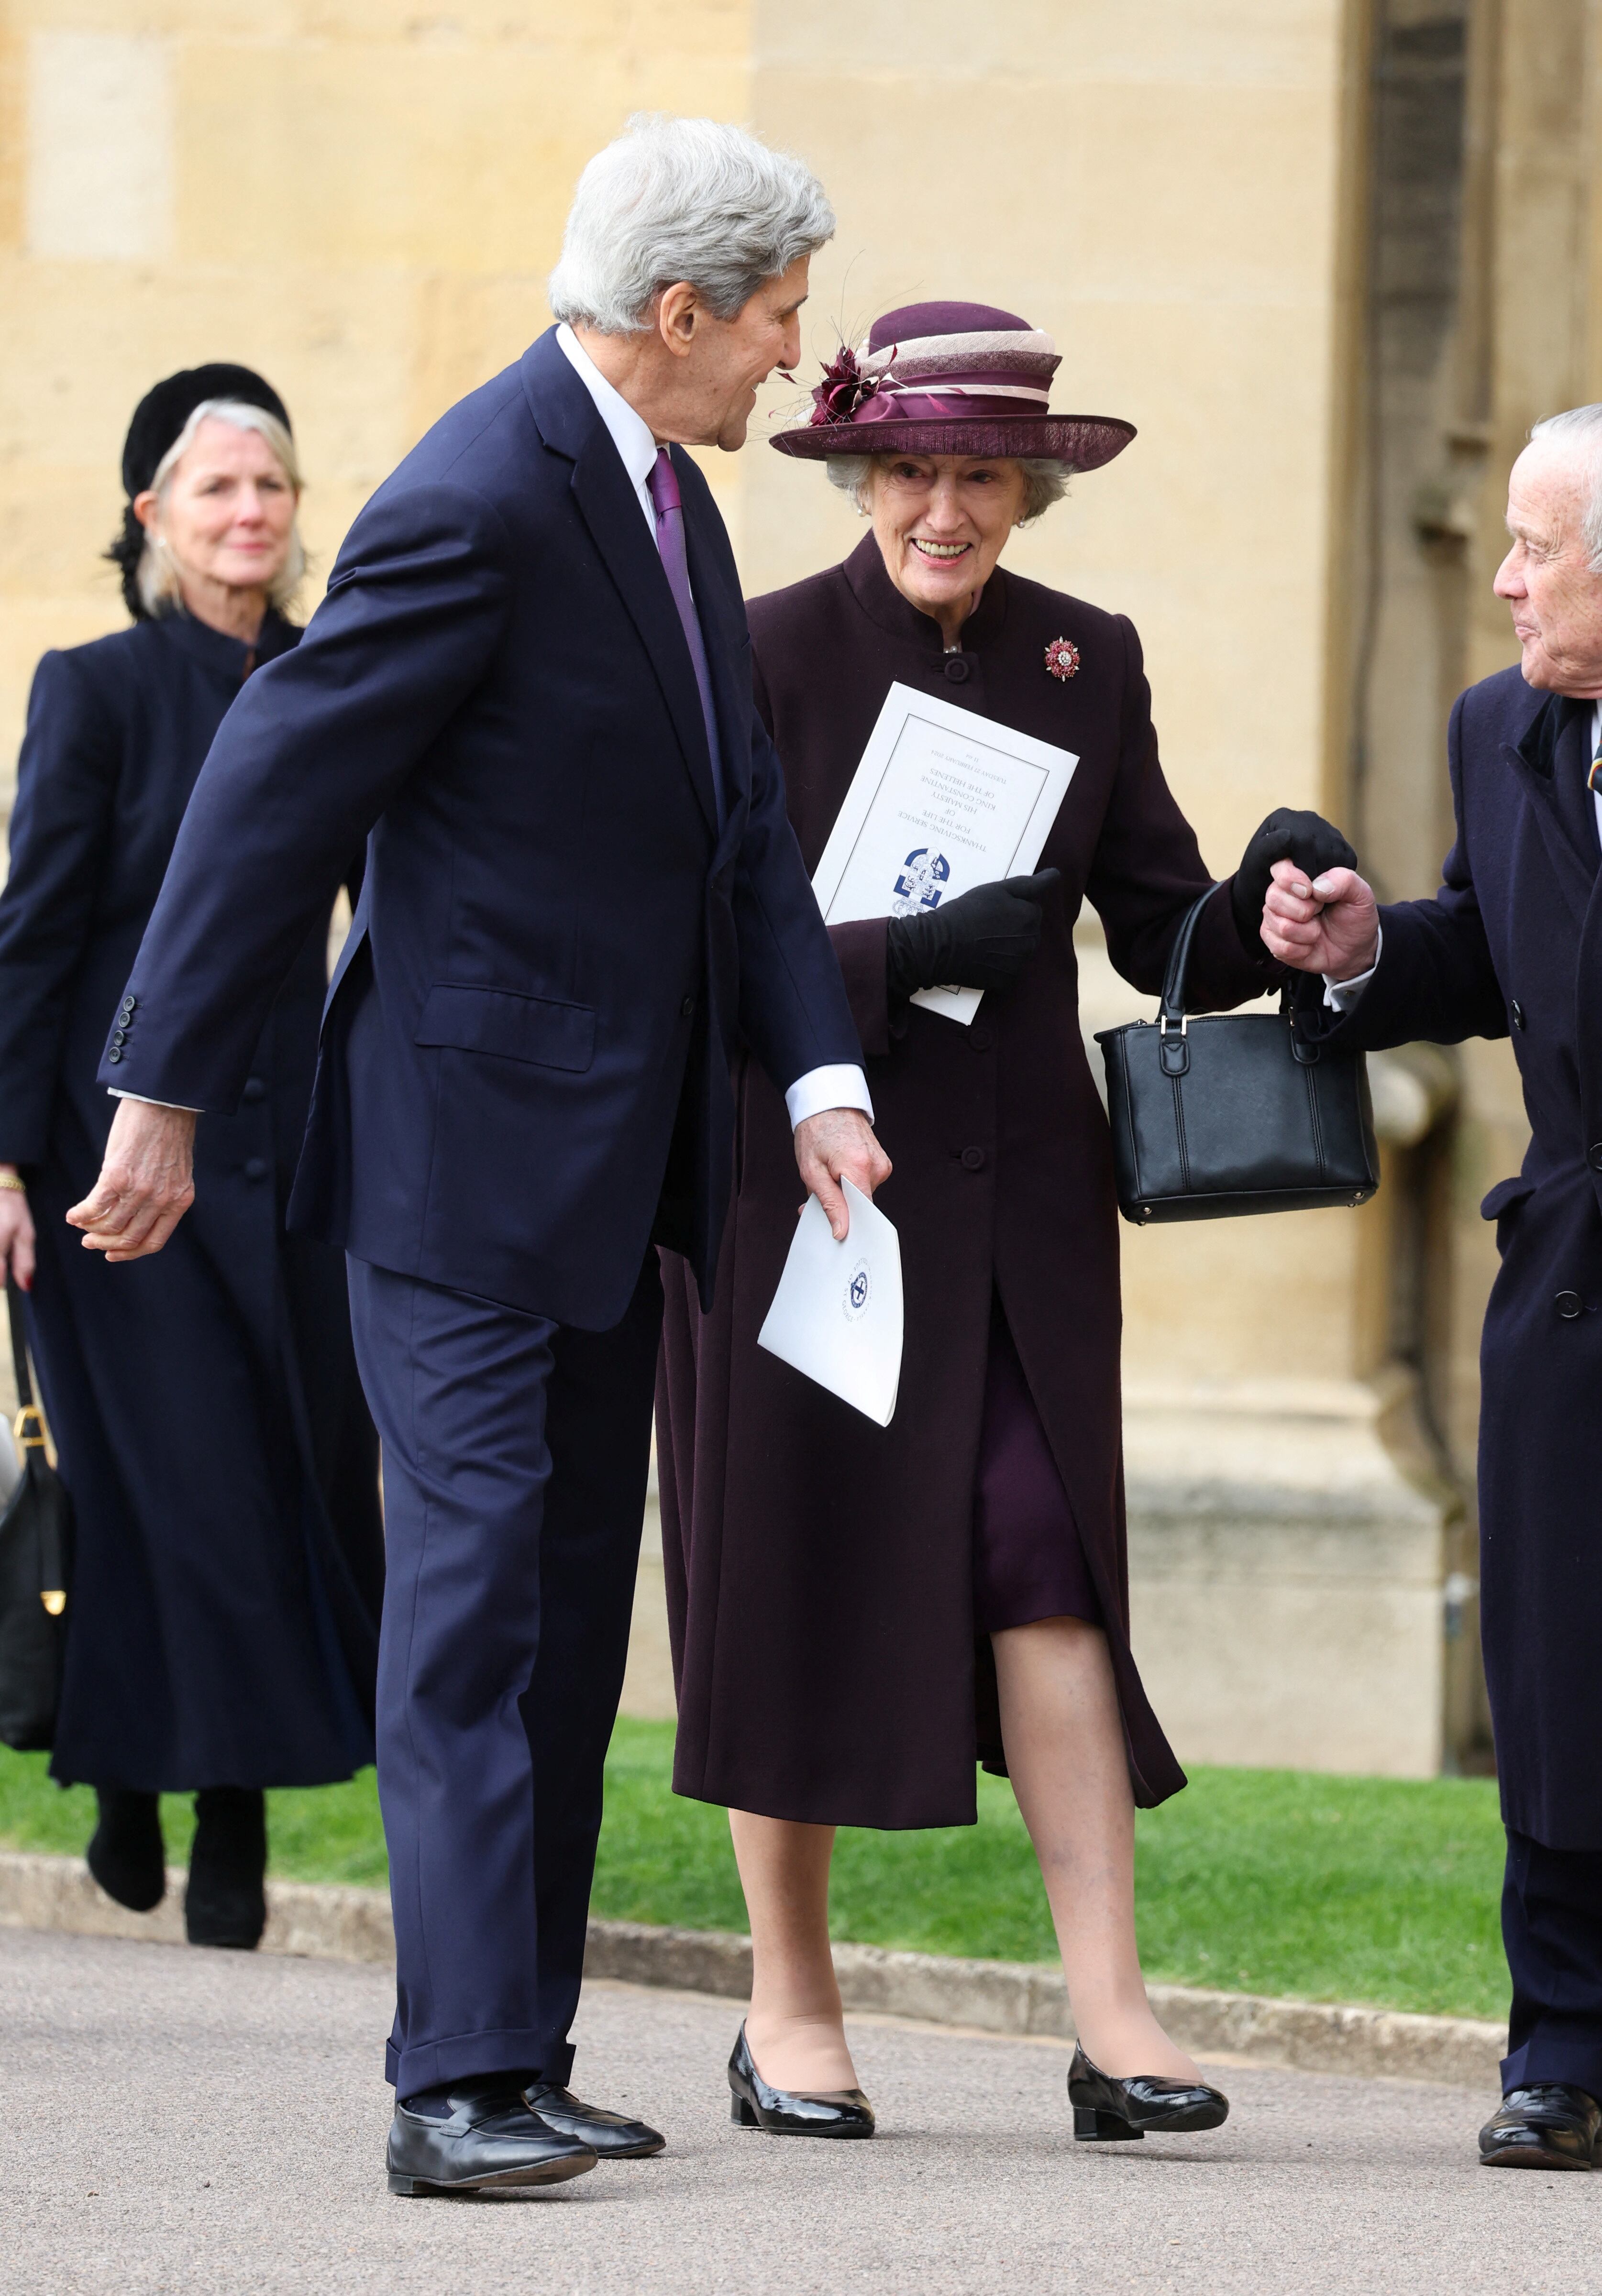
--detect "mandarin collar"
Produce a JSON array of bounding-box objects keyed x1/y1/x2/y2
[
  {"x1": 841, "y1": 531, "x2": 1009, "y2": 655},
  {"x1": 152, "y1": 605, "x2": 298, "y2": 686}
]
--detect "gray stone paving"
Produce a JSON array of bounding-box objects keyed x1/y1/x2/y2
[{"x1": 1, "y1": 1925, "x2": 1595, "y2": 2295}]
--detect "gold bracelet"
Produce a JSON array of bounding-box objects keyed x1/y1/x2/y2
[{"x1": 0, "y1": 1175, "x2": 26, "y2": 1194}]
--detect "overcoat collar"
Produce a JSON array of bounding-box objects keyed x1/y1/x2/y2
[
  {"x1": 1502, "y1": 689, "x2": 1598, "y2": 931},
  {"x1": 841, "y1": 530, "x2": 1010, "y2": 656},
  {"x1": 150, "y1": 604, "x2": 297, "y2": 688},
  {"x1": 519, "y1": 329, "x2": 720, "y2": 835}
]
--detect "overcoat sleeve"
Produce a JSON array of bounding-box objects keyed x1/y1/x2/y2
[
  {"x1": 102, "y1": 483, "x2": 514, "y2": 1114},
  {"x1": 734, "y1": 657, "x2": 867, "y2": 1088},
  {"x1": 750, "y1": 648, "x2": 890, "y2": 1059},
  {"x1": 0, "y1": 651, "x2": 120, "y2": 1164},
  {"x1": 1295, "y1": 691, "x2": 1507, "y2": 1051},
  {"x1": 1085, "y1": 615, "x2": 1274, "y2": 1011}
]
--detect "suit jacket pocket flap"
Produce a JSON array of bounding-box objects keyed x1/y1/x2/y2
[{"x1": 415, "y1": 983, "x2": 595, "y2": 1073}]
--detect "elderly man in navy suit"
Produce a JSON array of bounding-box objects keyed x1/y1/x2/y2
[
  {"x1": 1265, "y1": 406, "x2": 1602, "y2": 2175},
  {"x1": 66, "y1": 114, "x2": 889, "y2": 2195}
]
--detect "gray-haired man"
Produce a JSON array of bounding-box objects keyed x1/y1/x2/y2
[{"x1": 68, "y1": 114, "x2": 889, "y2": 2192}]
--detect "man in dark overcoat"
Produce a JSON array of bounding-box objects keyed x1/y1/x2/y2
[
  {"x1": 58, "y1": 116, "x2": 888, "y2": 2195},
  {"x1": 1266, "y1": 404, "x2": 1602, "y2": 2173}
]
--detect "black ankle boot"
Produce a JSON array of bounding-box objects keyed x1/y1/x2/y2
[
  {"x1": 185, "y1": 1787, "x2": 267, "y2": 1950},
  {"x1": 86, "y1": 1788, "x2": 166, "y2": 1912}
]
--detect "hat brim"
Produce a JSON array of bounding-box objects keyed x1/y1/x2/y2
[{"x1": 768, "y1": 413, "x2": 1136, "y2": 472}]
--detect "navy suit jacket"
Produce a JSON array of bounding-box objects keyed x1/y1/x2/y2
[{"x1": 103, "y1": 330, "x2": 862, "y2": 1329}]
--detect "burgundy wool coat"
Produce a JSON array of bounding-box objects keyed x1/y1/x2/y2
[{"x1": 655, "y1": 535, "x2": 1271, "y2": 1829}]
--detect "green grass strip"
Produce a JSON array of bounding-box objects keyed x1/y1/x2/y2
[{"x1": 0, "y1": 1719, "x2": 1508, "y2": 2022}]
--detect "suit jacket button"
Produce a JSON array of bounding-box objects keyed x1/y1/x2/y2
[
  {"x1": 110, "y1": 1030, "x2": 126, "y2": 1048},
  {"x1": 1557, "y1": 1290, "x2": 1584, "y2": 1318},
  {"x1": 1510, "y1": 1000, "x2": 1525, "y2": 1030},
  {"x1": 1590, "y1": 1144, "x2": 1602, "y2": 1174},
  {"x1": 119, "y1": 996, "x2": 135, "y2": 1017},
  {"x1": 961, "y1": 1144, "x2": 986, "y2": 1171},
  {"x1": 680, "y1": 996, "x2": 695, "y2": 1018},
  {"x1": 243, "y1": 1157, "x2": 269, "y2": 1182},
  {"x1": 971, "y1": 1027, "x2": 993, "y2": 1052},
  {"x1": 944, "y1": 656, "x2": 971, "y2": 683},
  {"x1": 241, "y1": 1077, "x2": 266, "y2": 1102},
  {"x1": 106, "y1": 1047, "x2": 122, "y2": 1064}
]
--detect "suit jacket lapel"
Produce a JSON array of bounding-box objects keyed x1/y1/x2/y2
[
  {"x1": 1502, "y1": 692, "x2": 1597, "y2": 933},
  {"x1": 520, "y1": 336, "x2": 720, "y2": 835}
]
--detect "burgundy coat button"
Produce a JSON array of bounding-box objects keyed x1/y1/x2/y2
[
  {"x1": 961, "y1": 1145, "x2": 986, "y2": 1171},
  {"x1": 944, "y1": 656, "x2": 971, "y2": 683}
]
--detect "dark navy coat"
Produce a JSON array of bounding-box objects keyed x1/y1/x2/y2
[
  {"x1": 1303, "y1": 666, "x2": 1602, "y2": 1848},
  {"x1": 0, "y1": 611, "x2": 383, "y2": 1792},
  {"x1": 103, "y1": 330, "x2": 862, "y2": 1332}
]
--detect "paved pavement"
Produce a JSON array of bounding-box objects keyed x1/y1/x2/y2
[{"x1": 3, "y1": 1926, "x2": 1596, "y2": 2295}]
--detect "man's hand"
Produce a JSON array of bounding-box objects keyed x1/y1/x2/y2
[
  {"x1": 1231, "y1": 809, "x2": 1359, "y2": 958},
  {"x1": 794, "y1": 1107, "x2": 893, "y2": 1241},
  {"x1": 1261, "y1": 858, "x2": 1381, "y2": 979},
  {"x1": 66, "y1": 1100, "x2": 198, "y2": 1262},
  {"x1": 0, "y1": 1170, "x2": 35, "y2": 1291}
]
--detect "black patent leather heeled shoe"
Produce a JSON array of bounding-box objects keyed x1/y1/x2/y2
[
  {"x1": 727, "y1": 2024, "x2": 875, "y2": 2138},
  {"x1": 1067, "y1": 2043, "x2": 1229, "y2": 2141}
]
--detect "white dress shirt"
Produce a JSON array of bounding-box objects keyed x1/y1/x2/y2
[{"x1": 117, "y1": 333, "x2": 873, "y2": 1136}]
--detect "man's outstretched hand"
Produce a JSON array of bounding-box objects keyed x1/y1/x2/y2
[
  {"x1": 67, "y1": 1099, "x2": 198, "y2": 1262},
  {"x1": 794, "y1": 1107, "x2": 893, "y2": 1241},
  {"x1": 1260, "y1": 858, "x2": 1381, "y2": 980}
]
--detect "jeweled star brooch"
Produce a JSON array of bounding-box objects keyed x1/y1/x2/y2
[{"x1": 1044, "y1": 636, "x2": 1080, "y2": 681}]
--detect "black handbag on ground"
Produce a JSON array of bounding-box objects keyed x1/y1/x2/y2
[
  {"x1": 0, "y1": 1282, "x2": 72, "y2": 1750},
  {"x1": 1094, "y1": 886, "x2": 1380, "y2": 1226}
]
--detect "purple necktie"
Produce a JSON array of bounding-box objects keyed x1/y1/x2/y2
[{"x1": 648, "y1": 448, "x2": 724, "y2": 825}]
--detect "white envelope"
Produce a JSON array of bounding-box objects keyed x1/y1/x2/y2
[{"x1": 756, "y1": 1177, "x2": 903, "y2": 1428}]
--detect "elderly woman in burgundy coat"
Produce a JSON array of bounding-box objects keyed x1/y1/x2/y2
[{"x1": 657, "y1": 302, "x2": 1337, "y2": 2144}]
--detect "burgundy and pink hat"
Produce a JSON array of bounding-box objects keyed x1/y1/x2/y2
[{"x1": 769, "y1": 299, "x2": 1135, "y2": 470}]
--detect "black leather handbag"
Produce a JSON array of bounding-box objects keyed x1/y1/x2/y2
[
  {"x1": 1094, "y1": 887, "x2": 1380, "y2": 1226},
  {"x1": 0, "y1": 1282, "x2": 72, "y2": 1751}
]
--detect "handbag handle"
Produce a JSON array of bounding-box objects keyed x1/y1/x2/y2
[
  {"x1": 1157, "y1": 885, "x2": 1221, "y2": 1025},
  {"x1": 6, "y1": 1281, "x2": 45, "y2": 1453},
  {"x1": 1156, "y1": 882, "x2": 1318, "y2": 1073}
]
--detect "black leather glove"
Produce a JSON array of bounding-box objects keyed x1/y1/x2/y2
[
  {"x1": 1231, "y1": 809, "x2": 1358, "y2": 959},
  {"x1": 885, "y1": 869, "x2": 1061, "y2": 1002}
]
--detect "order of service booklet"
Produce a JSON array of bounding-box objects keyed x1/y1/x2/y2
[
  {"x1": 810, "y1": 681, "x2": 1079, "y2": 1025},
  {"x1": 757, "y1": 1177, "x2": 904, "y2": 1427}
]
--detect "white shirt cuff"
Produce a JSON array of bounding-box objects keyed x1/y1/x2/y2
[
  {"x1": 785, "y1": 1064, "x2": 873, "y2": 1130},
  {"x1": 107, "y1": 1091, "x2": 201, "y2": 1111},
  {"x1": 1323, "y1": 923, "x2": 1382, "y2": 1011}
]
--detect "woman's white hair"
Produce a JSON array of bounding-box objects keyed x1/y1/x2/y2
[
  {"x1": 548, "y1": 113, "x2": 834, "y2": 336},
  {"x1": 1528, "y1": 404, "x2": 1602, "y2": 569},
  {"x1": 137, "y1": 398, "x2": 305, "y2": 619},
  {"x1": 824, "y1": 453, "x2": 1070, "y2": 526}
]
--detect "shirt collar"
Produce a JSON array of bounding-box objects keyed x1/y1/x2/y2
[{"x1": 555, "y1": 323, "x2": 661, "y2": 498}]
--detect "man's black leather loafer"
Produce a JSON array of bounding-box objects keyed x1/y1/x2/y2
[
  {"x1": 1479, "y1": 2085, "x2": 1601, "y2": 2169},
  {"x1": 522, "y1": 2082, "x2": 665, "y2": 2157},
  {"x1": 387, "y1": 2079, "x2": 597, "y2": 2196}
]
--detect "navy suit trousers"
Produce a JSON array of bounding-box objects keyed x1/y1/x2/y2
[
  {"x1": 346, "y1": 1253, "x2": 662, "y2": 2098},
  {"x1": 1502, "y1": 1829, "x2": 1602, "y2": 2100}
]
